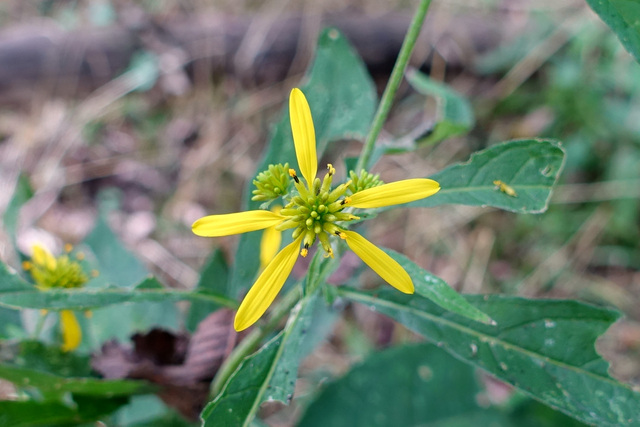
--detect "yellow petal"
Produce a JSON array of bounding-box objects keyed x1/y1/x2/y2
[
  {"x1": 60, "y1": 310, "x2": 81, "y2": 352},
  {"x1": 342, "y1": 230, "x2": 414, "y2": 294},
  {"x1": 32, "y1": 245, "x2": 57, "y2": 270},
  {"x1": 192, "y1": 210, "x2": 284, "y2": 237},
  {"x1": 260, "y1": 226, "x2": 282, "y2": 271},
  {"x1": 289, "y1": 88, "x2": 317, "y2": 185},
  {"x1": 348, "y1": 179, "x2": 440, "y2": 208},
  {"x1": 234, "y1": 236, "x2": 302, "y2": 331}
]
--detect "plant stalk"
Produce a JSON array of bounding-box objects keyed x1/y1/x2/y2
[
  {"x1": 355, "y1": 0, "x2": 433, "y2": 172},
  {"x1": 210, "y1": 284, "x2": 302, "y2": 397}
]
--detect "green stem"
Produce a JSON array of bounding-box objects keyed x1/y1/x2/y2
[
  {"x1": 210, "y1": 284, "x2": 302, "y2": 397},
  {"x1": 355, "y1": 0, "x2": 433, "y2": 173}
]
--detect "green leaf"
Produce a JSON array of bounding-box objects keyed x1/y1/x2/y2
[
  {"x1": 337, "y1": 288, "x2": 640, "y2": 426},
  {"x1": 201, "y1": 332, "x2": 283, "y2": 427},
  {"x1": 0, "y1": 275, "x2": 236, "y2": 311},
  {"x1": 0, "y1": 262, "x2": 30, "y2": 337},
  {"x1": 0, "y1": 364, "x2": 152, "y2": 397},
  {"x1": 0, "y1": 397, "x2": 128, "y2": 427},
  {"x1": 585, "y1": 0, "x2": 640, "y2": 65},
  {"x1": 84, "y1": 214, "x2": 148, "y2": 288},
  {"x1": 385, "y1": 248, "x2": 493, "y2": 324},
  {"x1": 407, "y1": 68, "x2": 474, "y2": 146},
  {"x1": 231, "y1": 27, "x2": 377, "y2": 295},
  {"x1": 2, "y1": 340, "x2": 92, "y2": 377},
  {"x1": 111, "y1": 394, "x2": 175, "y2": 427},
  {"x1": 299, "y1": 343, "x2": 501, "y2": 427},
  {"x1": 187, "y1": 249, "x2": 230, "y2": 332},
  {"x1": 82, "y1": 195, "x2": 182, "y2": 343},
  {"x1": 409, "y1": 139, "x2": 565, "y2": 213},
  {"x1": 0, "y1": 261, "x2": 33, "y2": 293},
  {"x1": 202, "y1": 292, "x2": 323, "y2": 426},
  {"x1": 266, "y1": 291, "x2": 324, "y2": 403},
  {"x1": 299, "y1": 341, "x2": 588, "y2": 427},
  {"x1": 4, "y1": 174, "x2": 33, "y2": 242}
]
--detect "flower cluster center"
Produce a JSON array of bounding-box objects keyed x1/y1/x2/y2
[
  {"x1": 276, "y1": 164, "x2": 358, "y2": 257},
  {"x1": 24, "y1": 247, "x2": 89, "y2": 290}
]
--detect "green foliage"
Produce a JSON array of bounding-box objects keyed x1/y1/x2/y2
[
  {"x1": 186, "y1": 248, "x2": 231, "y2": 332},
  {"x1": 586, "y1": 0, "x2": 640, "y2": 65},
  {"x1": 3, "y1": 174, "x2": 33, "y2": 243},
  {"x1": 299, "y1": 343, "x2": 587, "y2": 427},
  {"x1": 0, "y1": 274, "x2": 236, "y2": 310},
  {"x1": 6, "y1": 340, "x2": 92, "y2": 377},
  {"x1": 0, "y1": 364, "x2": 151, "y2": 397},
  {"x1": 203, "y1": 291, "x2": 324, "y2": 426},
  {"x1": 338, "y1": 287, "x2": 640, "y2": 426},
  {"x1": 407, "y1": 68, "x2": 475, "y2": 146},
  {"x1": 84, "y1": 217, "x2": 148, "y2": 289},
  {"x1": 0, "y1": 398, "x2": 128, "y2": 427},
  {"x1": 201, "y1": 333, "x2": 284, "y2": 427},
  {"x1": 0, "y1": 263, "x2": 31, "y2": 339},
  {"x1": 299, "y1": 343, "x2": 492, "y2": 426},
  {"x1": 0, "y1": 361, "x2": 150, "y2": 426},
  {"x1": 411, "y1": 139, "x2": 565, "y2": 213},
  {"x1": 385, "y1": 248, "x2": 493, "y2": 324}
]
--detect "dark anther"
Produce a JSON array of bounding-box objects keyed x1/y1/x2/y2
[
  {"x1": 304, "y1": 243, "x2": 310, "y2": 249},
  {"x1": 292, "y1": 175, "x2": 300, "y2": 184}
]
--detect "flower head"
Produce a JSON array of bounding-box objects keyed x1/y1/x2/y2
[
  {"x1": 193, "y1": 88, "x2": 440, "y2": 331},
  {"x1": 23, "y1": 244, "x2": 90, "y2": 351}
]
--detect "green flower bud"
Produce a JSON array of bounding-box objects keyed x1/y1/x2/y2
[
  {"x1": 251, "y1": 163, "x2": 291, "y2": 202},
  {"x1": 348, "y1": 170, "x2": 383, "y2": 194}
]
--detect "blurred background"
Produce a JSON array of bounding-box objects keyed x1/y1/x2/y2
[{"x1": 0, "y1": 0, "x2": 638, "y2": 421}]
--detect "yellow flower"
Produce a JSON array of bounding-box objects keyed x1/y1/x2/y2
[
  {"x1": 59, "y1": 310, "x2": 82, "y2": 352},
  {"x1": 24, "y1": 244, "x2": 89, "y2": 352},
  {"x1": 260, "y1": 206, "x2": 283, "y2": 271},
  {"x1": 192, "y1": 88, "x2": 440, "y2": 331}
]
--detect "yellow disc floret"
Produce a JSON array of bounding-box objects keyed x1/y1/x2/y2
[
  {"x1": 26, "y1": 245, "x2": 89, "y2": 290},
  {"x1": 274, "y1": 164, "x2": 359, "y2": 257}
]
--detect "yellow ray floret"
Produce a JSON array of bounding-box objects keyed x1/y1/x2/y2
[
  {"x1": 342, "y1": 230, "x2": 414, "y2": 294},
  {"x1": 260, "y1": 225, "x2": 282, "y2": 271},
  {"x1": 348, "y1": 178, "x2": 440, "y2": 209},
  {"x1": 260, "y1": 206, "x2": 283, "y2": 270},
  {"x1": 32, "y1": 245, "x2": 57, "y2": 270},
  {"x1": 192, "y1": 210, "x2": 284, "y2": 237},
  {"x1": 289, "y1": 88, "x2": 318, "y2": 185},
  {"x1": 235, "y1": 236, "x2": 303, "y2": 331},
  {"x1": 60, "y1": 310, "x2": 81, "y2": 352}
]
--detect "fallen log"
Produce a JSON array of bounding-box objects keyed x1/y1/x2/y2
[{"x1": 0, "y1": 11, "x2": 505, "y2": 103}]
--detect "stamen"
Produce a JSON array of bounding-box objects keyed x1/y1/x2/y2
[
  {"x1": 341, "y1": 196, "x2": 352, "y2": 205},
  {"x1": 64, "y1": 243, "x2": 73, "y2": 253},
  {"x1": 22, "y1": 261, "x2": 32, "y2": 271},
  {"x1": 301, "y1": 248, "x2": 308, "y2": 257},
  {"x1": 327, "y1": 164, "x2": 335, "y2": 175},
  {"x1": 289, "y1": 169, "x2": 300, "y2": 183}
]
